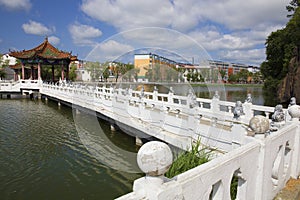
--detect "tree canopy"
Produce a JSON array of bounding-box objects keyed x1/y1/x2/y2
[
  {"x1": 0, "y1": 54, "x2": 9, "y2": 79},
  {"x1": 261, "y1": 0, "x2": 300, "y2": 97}
]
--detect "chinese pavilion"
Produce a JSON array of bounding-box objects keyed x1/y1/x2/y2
[{"x1": 9, "y1": 37, "x2": 77, "y2": 82}]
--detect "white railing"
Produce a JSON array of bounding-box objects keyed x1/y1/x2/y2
[
  {"x1": 41, "y1": 83, "x2": 267, "y2": 152},
  {"x1": 40, "y1": 83, "x2": 300, "y2": 200},
  {"x1": 19, "y1": 79, "x2": 43, "y2": 89},
  {"x1": 117, "y1": 121, "x2": 300, "y2": 200},
  {"x1": 40, "y1": 83, "x2": 291, "y2": 152},
  {"x1": 0, "y1": 81, "x2": 21, "y2": 92},
  {"x1": 0, "y1": 79, "x2": 43, "y2": 92}
]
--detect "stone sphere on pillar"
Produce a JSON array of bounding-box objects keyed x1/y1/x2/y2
[
  {"x1": 288, "y1": 104, "x2": 300, "y2": 119},
  {"x1": 249, "y1": 115, "x2": 270, "y2": 134},
  {"x1": 137, "y1": 141, "x2": 173, "y2": 176}
]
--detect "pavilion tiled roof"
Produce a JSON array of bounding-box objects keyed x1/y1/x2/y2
[{"x1": 9, "y1": 38, "x2": 77, "y2": 61}]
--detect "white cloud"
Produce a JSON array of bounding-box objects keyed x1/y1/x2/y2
[
  {"x1": 81, "y1": 0, "x2": 289, "y2": 32},
  {"x1": 69, "y1": 23, "x2": 102, "y2": 46},
  {"x1": 219, "y1": 48, "x2": 266, "y2": 66},
  {"x1": 197, "y1": 0, "x2": 290, "y2": 30},
  {"x1": 189, "y1": 28, "x2": 262, "y2": 51},
  {"x1": 22, "y1": 20, "x2": 54, "y2": 36},
  {"x1": 81, "y1": 0, "x2": 175, "y2": 30},
  {"x1": 0, "y1": 0, "x2": 31, "y2": 11},
  {"x1": 81, "y1": 0, "x2": 290, "y2": 65},
  {"x1": 48, "y1": 36, "x2": 60, "y2": 45},
  {"x1": 86, "y1": 40, "x2": 134, "y2": 62}
]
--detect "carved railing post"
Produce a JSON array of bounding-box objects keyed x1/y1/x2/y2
[
  {"x1": 132, "y1": 141, "x2": 183, "y2": 200},
  {"x1": 243, "y1": 93, "x2": 254, "y2": 121},
  {"x1": 168, "y1": 87, "x2": 174, "y2": 104},
  {"x1": 153, "y1": 86, "x2": 158, "y2": 101},
  {"x1": 211, "y1": 91, "x2": 220, "y2": 112}
]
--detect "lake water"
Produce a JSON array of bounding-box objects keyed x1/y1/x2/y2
[
  {"x1": 0, "y1": 99, "x2": 141, "y2": 200},
  {"x1": 0, "y1": 85, "x2": 268, "y2": 200}
]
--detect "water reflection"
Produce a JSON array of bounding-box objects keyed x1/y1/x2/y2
[{"x1": 193, "y1": 85, "x2": 265, "y2": 105}]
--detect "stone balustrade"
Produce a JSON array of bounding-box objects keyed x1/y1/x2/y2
[
  {"x1": 39, "y1": 83, "x2": 300, "y2": 199},
  {"x1": 117, "y1": 118, "x2": 300, "y2": 200},
  {"x1": 41, "y1": 83, "x2": 295, "y2": 152},
  {"x1": 0, "y1": 79, "x2": 42, "y2": 92}
]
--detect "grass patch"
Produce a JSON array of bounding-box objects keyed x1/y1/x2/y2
[{"x1": 165, "y1": 140, "x2": 213, "y2": 178}]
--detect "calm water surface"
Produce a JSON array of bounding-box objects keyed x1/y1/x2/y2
[
  {"x1": 0, "y1": 85, "x2": 268, "y2": 200},
  {"x1": 0, "y1": 99, "x2": 140, "y2": 200}
]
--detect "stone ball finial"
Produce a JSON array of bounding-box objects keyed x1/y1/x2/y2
[
  {"x1": 288, "y1": 104, "x2": 300, "y2": 119},
  {"x1": 249, "y1": 115, "x2": 270, "y2": 134},
  {"x1": 137, "y1": 141, "x2": 173, "y2": 176}
]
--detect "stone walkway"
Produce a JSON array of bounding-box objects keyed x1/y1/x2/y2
[{"x1": 274, "y1": 178, "x2": 300, "y2": 200}]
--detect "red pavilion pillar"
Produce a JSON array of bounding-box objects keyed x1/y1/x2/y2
[
  {"x1": 52, "y1": 65, "x2": 55, "y2": 82},
  {"x1": 21, "y1": 63, "x2": 25, "y2": 80},
  {"x1": 61, "y1": 64, "x2": 64, "y2": 81},
  {"x1": 38, "y1": 62, "x2": 41, "y2": 80},
  {"x1": 66, "y1": 64, "x2": 69, "y2": 81},
  {"x1": 30, "y1": 66, "x2": 34, "y2": 79}
]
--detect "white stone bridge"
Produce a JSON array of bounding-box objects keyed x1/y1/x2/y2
[{"x1": 1, "y1": 81, "x2": 300, "y2": 199}]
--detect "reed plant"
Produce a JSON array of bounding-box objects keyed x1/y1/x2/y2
[
  {"x1": 165, "y1": 140, "x2": 213, "y2": 178},
  {"x1": 165, "y1": 139, "x2": 238, "y2": 199}
]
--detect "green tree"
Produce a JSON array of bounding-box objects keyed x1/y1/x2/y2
[
  {"x1": 69, "y1": 63, "x2": 77, "y2": 81},
  {"x1": 228, "y1": 74, "x2": 238, "y2": 83},
  {"x1": 261, "y1": 0, "x2": 300, "y2": 98},
  {"x1": 252, "y1": 72, "x2": 263, "y2": 83},
  {"x1": 287, "y1": 0, "x2": 299, "y2": 17},
  {"x1": 0, "y1": 54, "x2": 9, "y2": 80},
  {"x1": 236, "y1": 69, "x2": 250, "y2": 83},
  {"x1": 219, "y1": 69, "x2": 226, "y2": 82}
]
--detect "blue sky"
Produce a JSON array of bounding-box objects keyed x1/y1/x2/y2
[{"x1": 0, "y1": 0, "x2": 291, "y2": 66}]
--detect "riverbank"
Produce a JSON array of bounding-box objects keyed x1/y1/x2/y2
[{"x1": 190, "y1": 83, "x2": 263, "y2": 88}]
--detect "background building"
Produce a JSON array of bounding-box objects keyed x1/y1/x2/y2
[
  {"x1": 134, "y1": 53, "x2": 260, "y2": 83},
  {"x1": 134, "y1": 53, "x2": 177, "y2": 82}
]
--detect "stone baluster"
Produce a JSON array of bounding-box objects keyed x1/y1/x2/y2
[
  {"x1": 128, "y1": 85, "x2": 133, "y2": 97},
  {"x1": 153, "y1": 86, "x2": 158, "y2": 101},
  {"x1": 199, "y1": 102, "x2": 203, "y2": 108},
  {"x1": 243, "y1": 93, "x2": 253, "y2": 120},
  {"x1": 211, "y1": 91, "x2": 220, "y2": 112},
  {"x1": 187, "y1": 89, "x2": 197, "y2": 108},
  {"x1": 168, "y1": 87, "x2": 174, "y2": 104},
  {"x1": 264, "y1": 112, "x2": 270, "y2": 119},
  {"x1": 228, "y1": 106, "x2": 232, "y2": 114}
]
